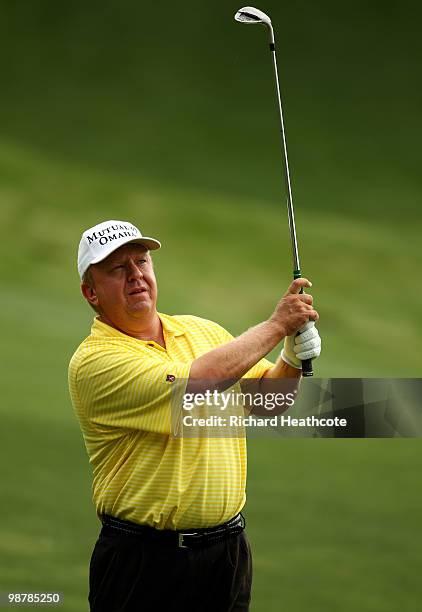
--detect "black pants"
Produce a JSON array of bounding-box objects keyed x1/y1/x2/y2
[{"x1": 89, "y1": 525, "x2": 253, "y2": 611}]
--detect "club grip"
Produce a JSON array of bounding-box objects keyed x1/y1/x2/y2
[
  {"x1": 301, "y1": 358, "x2": 313, "y2": 377},
  {"x1": 297, "y1": 279, "x2": 314, "y2": 378}
]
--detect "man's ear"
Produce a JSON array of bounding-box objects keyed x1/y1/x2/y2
[{"x1": 81, "y1": 282, "x2": 99, "y2": 309}]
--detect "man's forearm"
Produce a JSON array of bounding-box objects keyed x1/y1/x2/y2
[
  {"x1": 188, "y1": 320, "x2": 284, "y2": 388},
  {"x1": 188, "y1": 277, "x2": 318, "y2": 392}
]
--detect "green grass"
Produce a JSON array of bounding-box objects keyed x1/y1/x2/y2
[{"x1": 247, "y1": 439, "x2": 422, "y2": 611}]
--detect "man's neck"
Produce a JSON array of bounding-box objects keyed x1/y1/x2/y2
[{"x1": 98, "y1": 312, "x2": 166, "y2": 348}]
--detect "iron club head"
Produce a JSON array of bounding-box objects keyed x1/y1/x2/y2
[{"x1": 234, "y1": 6, "x2": 274, "y2": 43}]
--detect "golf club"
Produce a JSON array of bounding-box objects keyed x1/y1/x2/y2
[{"x1": 234, "y1": 6, "x2": 314, "y2": 377}]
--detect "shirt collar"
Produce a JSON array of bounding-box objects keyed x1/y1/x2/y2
[
  {"x1": 157, "y1": 312, "x2": 185, "y2": 337},
  {"x1": 90, "y1": 313, "x2": 185, "y2": 340}
]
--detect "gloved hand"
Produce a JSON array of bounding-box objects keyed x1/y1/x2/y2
[{"x1": 281, "y1": 321, "x2": 321, "y2": 369}]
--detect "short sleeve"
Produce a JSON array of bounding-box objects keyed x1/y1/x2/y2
[{"x1": 74, "y1": 348, "x2": 191, "y2": 435}]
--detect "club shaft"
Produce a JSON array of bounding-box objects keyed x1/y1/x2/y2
[
  {"x1": 269, "y1": 39, "x2": 314, "y2": 377},
  {"x1": 269, "y1": 44, "x2": 301, "y2": 277}
]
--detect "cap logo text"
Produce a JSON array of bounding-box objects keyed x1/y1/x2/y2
[{"x1": 86, "y1": 223, "x2": 139, "y2": 247}]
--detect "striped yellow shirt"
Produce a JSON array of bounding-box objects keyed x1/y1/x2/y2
[{"x1": 68, "y1": 314, "x2": 273, "y2": 530}]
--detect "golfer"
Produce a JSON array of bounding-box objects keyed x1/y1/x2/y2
[{"x1": 68, "y1": 219, "x2": 321, "y2": 611}]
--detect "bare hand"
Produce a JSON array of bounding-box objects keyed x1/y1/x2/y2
[{"x1": 269, "y1": 278, "x2": 319, "y2": 338}]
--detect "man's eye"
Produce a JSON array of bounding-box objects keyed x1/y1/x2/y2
[
  {"x1": 113, "y1": 265, "x2": 125, "y2": 270},
  {"x1": 138, "y1": 259, "x2": 147, "y2": 265}
]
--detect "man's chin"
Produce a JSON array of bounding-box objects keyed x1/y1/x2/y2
[{"x1": 126, "y1": 299, "x2": 154, "y2": 316}]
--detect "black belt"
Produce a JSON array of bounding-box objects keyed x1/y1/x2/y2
[{"x1": 101, "y1": 513, "x2": 245, "y2": 549}]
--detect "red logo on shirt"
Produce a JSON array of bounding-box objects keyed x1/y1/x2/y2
[{"x1": 166, "y1": 374, "x2": 176, "y2": 383}]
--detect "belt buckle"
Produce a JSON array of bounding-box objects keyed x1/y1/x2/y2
[
  {"x1": 178, "y1": 532, "x2": 189, "y2": 548},
  {"x1": 178, "y1": 531, "x2": 200, "y2": 548}
]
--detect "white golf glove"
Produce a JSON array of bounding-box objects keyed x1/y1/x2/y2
[{"x1": 281, "y1": 321, "x2": 321, "y2": 369}]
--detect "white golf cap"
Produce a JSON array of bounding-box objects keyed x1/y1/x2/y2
[{"x1": 77, "y1": 219, "x2": 161, "y2": 279}]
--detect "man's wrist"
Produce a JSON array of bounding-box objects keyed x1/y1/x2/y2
[
  {"x1": 280, "y1": 349, "x2": 302, "y2": 370},
  {"x1": 265, "y1": 318, "x2": 286, "y2": 344}
]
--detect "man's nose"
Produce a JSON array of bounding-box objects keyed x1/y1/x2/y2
[{"x1": 127, "y1": 261, "x2": 143, "y2": 281}]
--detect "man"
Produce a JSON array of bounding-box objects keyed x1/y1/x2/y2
[{"x1": 68, "y1": 219, "x2": 321, "y2": 611}]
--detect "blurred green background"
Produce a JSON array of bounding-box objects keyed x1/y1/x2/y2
[{"x1": 1, "y1": 1, "x2": 421, "y2": 610}]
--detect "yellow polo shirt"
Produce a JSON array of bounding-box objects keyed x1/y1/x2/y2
[{"x1": 68, "y1": 314, "x2": 273, "y2": 530}]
